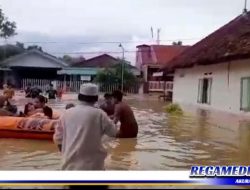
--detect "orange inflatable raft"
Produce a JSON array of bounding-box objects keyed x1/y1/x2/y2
[{"x1": 0, "y1": 116, "x2": 59, "y2": 140}]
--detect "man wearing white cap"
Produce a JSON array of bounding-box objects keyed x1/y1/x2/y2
[{"x1": 53, "y1": 83, "x2": 118, "y2": 171}]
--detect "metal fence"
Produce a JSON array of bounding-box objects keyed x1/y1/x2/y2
[
  {"x1": 148, "y1": 81, "x2": 173, "y2": 92},
  {"x1": 21, "y1": 78, "x2": 140, "y2": 94}
]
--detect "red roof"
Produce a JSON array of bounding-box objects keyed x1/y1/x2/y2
[
  {"x1": 136, "y1": 45, "x2": 189, "y2": 67},
  {"x1": 165, "y1": 11, "x2": 250, "y2": 70},
  {"x1": 151, "y1": 45, "x2": 189, "y2": 65}
]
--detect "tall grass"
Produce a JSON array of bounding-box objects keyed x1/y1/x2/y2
[{"x1": 165, "y1": 103, "x2": 183, "y2": 115}]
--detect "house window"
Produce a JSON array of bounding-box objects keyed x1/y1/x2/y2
[
  {"x1": 198, "y1": 78, "x2": 212, "y2": 104},
  {"x1": 240, "y1": 77, "x2": 250, "y2": 111}
]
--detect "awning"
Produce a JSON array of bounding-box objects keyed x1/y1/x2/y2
[
  {"x1": 153, "y1": 71, "x2": 163, "y2": 77},
  {"x1": 57, "y1": 67, "x2": 97, "y2": 75}
]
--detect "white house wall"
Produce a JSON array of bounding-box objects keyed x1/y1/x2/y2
[{"x1": 173, "y1": 59, "x2": 250, "y2": 113}]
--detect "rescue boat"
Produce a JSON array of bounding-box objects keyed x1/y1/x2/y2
[{"x1": 0, "y1": 116, "x2": 58, "y2": 140}]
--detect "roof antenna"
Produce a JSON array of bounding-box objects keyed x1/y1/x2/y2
[
  {"x1": 151, "y1": 27, "x2": 154, "y2": 39},
  {"x1": 157, "y1": 28, "x2": 161, "y2": 45},
  {"x1": 243, "y1": 0, "x2": 248, "y2": 14}
]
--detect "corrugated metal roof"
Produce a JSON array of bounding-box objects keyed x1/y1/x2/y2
[{"x1": 1, "y1": 49, "x2": 68, "y2": 68}]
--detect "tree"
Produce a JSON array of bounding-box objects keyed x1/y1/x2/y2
[
  {"x1": 60, "y1": 55, "x2": 86, "y2": 64},
  {"x1": 94, "y1": 60, "x2": 138, "y2": 91},
  {"x1": 62, "y1": 55, "x2": 73, "y2": 63},
  {"x1": 172, "y1": 41, "x2": 183, "y2": 45},
  {"x1": 0, "y1": 8, "x2": 16, "y2": 39},
  {"x1": 27, "y1": 45, "x2": 43, "y2": 51},
  {"x1": 15, "y1": 42, "x2": 24, "y2": 49},
  {"x1": 0, "y1": 44, "x2": 25, "y2": 61}
]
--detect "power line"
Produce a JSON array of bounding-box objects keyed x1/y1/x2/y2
[
  {"x1": 0, "y1": 37, "x2": 202, "y2": 45},
  {"x1": 49, "y1": 49, "x2": 190, "y2": 55}
]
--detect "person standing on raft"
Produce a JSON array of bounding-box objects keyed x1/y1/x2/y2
[
  {"x1": 112, "y1": 90, "x2": 138, "y2": 138},
  {"x1": 53, "y1": 83, "x2": 118, "y2": 170}
]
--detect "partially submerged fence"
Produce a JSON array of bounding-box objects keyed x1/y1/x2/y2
[{"x1": 22, "y1": 79, "x2": 140, "y2": 94}]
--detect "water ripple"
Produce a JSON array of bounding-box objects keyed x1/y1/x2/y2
[{"x1": 1, "y1": 96, "x2": 250, "y2": 170}]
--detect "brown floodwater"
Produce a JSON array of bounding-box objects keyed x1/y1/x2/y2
[{"x1": 1, "y1": 93, "x2": 250, "y2": 170}]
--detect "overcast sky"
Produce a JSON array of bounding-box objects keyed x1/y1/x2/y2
[{"x1": 0, "y1": 0, "x2": 248, "y2": 64}]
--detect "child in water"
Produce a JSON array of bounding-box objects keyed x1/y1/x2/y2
[
  {"x1": 22, "y1": 102, "x2": 52, "y2": 119},
  {"x1": 23, "y1": 103, "x2": 36, "y2": 117}
]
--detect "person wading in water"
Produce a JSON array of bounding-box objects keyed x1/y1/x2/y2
[
  {"x1": 53, "y1": 83, "x2": 118, "y2": 190},
  {"x1": 112, "y1": 90, "x2": 138, "y2": 138},
  {"x1": 100, "y1": 93, "x2": 115, "y2": 116}
]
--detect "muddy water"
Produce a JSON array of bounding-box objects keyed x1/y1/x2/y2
[{"x1": 1, "y1": 94, "x2": 250, "y2": 170}]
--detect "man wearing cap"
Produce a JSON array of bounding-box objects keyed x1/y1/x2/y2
[{"x1": 53, "y1": 83, "x2": 118, "y2": 171}]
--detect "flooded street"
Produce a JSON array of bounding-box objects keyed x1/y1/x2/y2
[{"x1": 1, "y1": 94, "x2": 250, "y2": 170}]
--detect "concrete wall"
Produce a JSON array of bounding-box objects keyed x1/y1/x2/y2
[{"x1": 173, "y1": 59, "x2": 250, "y2": 113}]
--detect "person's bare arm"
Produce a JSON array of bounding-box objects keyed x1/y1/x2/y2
[
  {"x1": 113, "y1": 104, "x2": 121, "y2": 124},
  {"x1": 101, "y1": 112, "x2": 118, "y2": 137},
  {"x1": 27, "y1": 108, "x2": 43, "y2": 117},
  {"x1": 53, "y1": 117, "x2": 64, "y2": 147}
]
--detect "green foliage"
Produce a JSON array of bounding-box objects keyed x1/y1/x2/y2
[
  {"x1": 0, "y1": 8, "x2": 16, "y2": 39},
  {"x1": 94, "y1": 60, "x2": 138, "y2": 90},
  {"x1": 165, "y1": 103, "x2": 183, "y2": 115},
  {"x1": 27, "y1": 45, "x2": 43, "y2": 51},
  {"x1": 172, "y1": 41, "x2": 183, "y2": 45},
  {"x1": 0, "y1": 44, "x2": 25, "y2": 61},
  {"x1": 62, "y1": 55, "x2": 74, "y2": 64},
  {"x1": 16, "y1": 42, "x2": 24, "y2": 49}
]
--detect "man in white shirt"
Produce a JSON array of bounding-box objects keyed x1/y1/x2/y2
[{"x1": 53, "y1": 83, "x2": 118, "y2": 171}]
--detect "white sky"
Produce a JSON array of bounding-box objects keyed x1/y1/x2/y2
[{"x1": 0, "y1": 0, "x2": 248, "y2": 64}]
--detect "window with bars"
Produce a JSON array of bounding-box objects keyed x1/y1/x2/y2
[
  {"x1": 240, "y1": 77, "x2": 250, "y2": 111},
  {"x1": 197, "y1": 78, "x2": 212, "y2": 104}
]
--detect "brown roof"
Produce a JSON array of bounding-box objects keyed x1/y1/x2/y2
[
  {"x1": 151, "y1": 45, "x2": 189, "y2": 65},
  {"x1": 72, "y1": 54, "x2": 118, "y2": 68},
  {"x1": 164, "y1": 11, "x2": 250, "y2": 70}
]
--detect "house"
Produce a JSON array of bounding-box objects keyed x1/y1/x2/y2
[
  {"x1": 136, "y1": 44, "x2": 189, "y2": 82},
  {"x1": 61, "y1": 54, "x2": 140, "y2": 81},
  {"x1": 72, "y1": 54, "x2": 119, "y2": 68},
  {"x1": 163, "y1": 11, "x2": 250, "y2": 113},
  {"x1": 135, "y1": 44, "x2": 189, "y2": 93},
  {"x1": 0, "y1": 49, "x2": 68, "y2": 88}
]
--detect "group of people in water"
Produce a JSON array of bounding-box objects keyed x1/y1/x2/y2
[
  {"x1": 25, "y1": 83, "x2": 61, "y2": 99},
  {"x1": 1, "y1": 83, "x2": 138, "y2": 189},
  {"x1": 53, "y1": 83, "x2": 138, "y2": 173},
  {"x1": 1, "y1": 83, "x2": 138, "y2": 174},
  {"x1": 0, "y1": 83, "x2": 55, "y2": 119},
  {"x1": 0, "y1": 83, "x2": 64, "y2": 118}
]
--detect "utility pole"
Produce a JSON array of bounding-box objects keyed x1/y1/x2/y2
[
  {"x1": 243, "y1": 0, "x2": 248, "y2": 13},
  {"x1": 119, "y1": 43, "x2": 125, "y2": 92}
]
